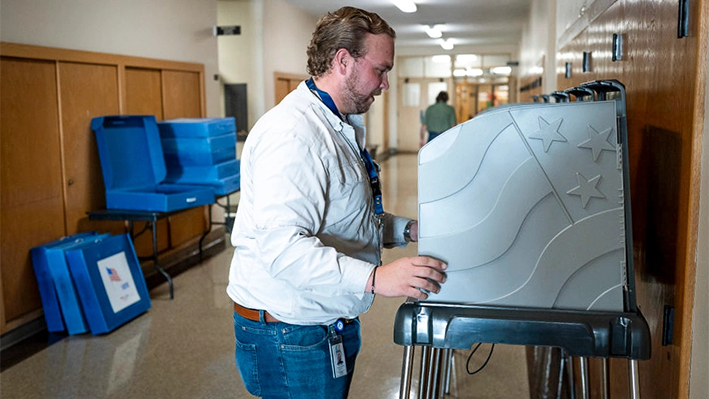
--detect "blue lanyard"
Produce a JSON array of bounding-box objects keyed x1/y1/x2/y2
[{"x1": 306, "y1": 78, "x2": 383, "y2": 214}]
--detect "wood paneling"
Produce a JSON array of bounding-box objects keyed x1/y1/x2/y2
[
  {"x1": 169, "y1": 206, "x2": 207, "y2": 248},
  {"x1": 58, "y1": 62, "x2": 121, "y2": 236},
  {"x1": 1, "y1": 58, "x2": 66, "y2": 324},
  {"x1": 125, "y1": 67, "x2": 164, "y2": 120},
  {"x1": 555, "y1": 0, "x2": 707, "y2": 398},
  {"x1": 0, "y1": 43, "x2": 210, "y2": 336},
  {"x1": 163, "y1": 70, "x2": 202, "y2": 119}
]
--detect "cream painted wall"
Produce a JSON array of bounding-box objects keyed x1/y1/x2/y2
[
  {"x1": 518, "y1": 0, "x2": 557, "y2": 95},
  {"x1": 262, "y1": 0, "x2": 317, "y2": 109},
  {"x1": 689, "y1": 34, "x2": 709, "y2": 399},
  {"x1": 1, "y1": 0, "x2": 220, "y2": 117},
  {"x1": 216, "y1": 0, "x2": 391, "y2": 150},
  {"x1": 218, "y1": 0, "x2": 265, "y2": 130}
]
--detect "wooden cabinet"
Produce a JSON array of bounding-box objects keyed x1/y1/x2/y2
[{"x1": 0, "y1": 43, "x2": 209, "y2": 335}]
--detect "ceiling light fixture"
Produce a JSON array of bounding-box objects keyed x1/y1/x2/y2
[
  {"x1": 456, "y1": 54, "x2": 478, "y2": 63},
  {"x1": 440, "y1": 39, "x2": 454, "y2": 50},
  {"x1": 453, "y1": 69, "x2": 466, "y2": 77},
  {"x1": 424, "y1": 25, "x2": 442, "y2": 38},
  {"x1": 432, "y1": 55, "x2": 451, "y2": 63},
  {"x1": 392, "y1": 0, "x2": 417, "y2": 13},
  {"x1": 491, "y1": 66, "x2": 512, "y2": 75},
  {"x1": 466, "y1": 68, "x2": 484, "y2": 77}
]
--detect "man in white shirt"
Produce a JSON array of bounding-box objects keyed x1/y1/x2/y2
[{"x1": 227, "y1": 7, "x2": 447, "y2": 399}]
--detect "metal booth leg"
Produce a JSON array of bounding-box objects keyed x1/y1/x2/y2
[
  {"x1": 430, "y1": 348, "x2": 442, "y2": 399},
  {"x1": 629, "y1": 359, "x2": 640, "y2": 399},
  {"x1": 579, "y1": 357, "x2": 590, "y2": 399},
  {"x1": 400, "y1": 345, "x2": 415, "y2": 399},
  {"x1": 565, "y1": 351, "x2": 576, "y2": 399},
  {"x1": 441, "y1": 349, "x2": 453, "y2": 396},
  {"x1": 419, "y1": 346, "x2": 431, "y2": 399},
  {"x1": 602, "y1": 358, "x2": 610, "y2": 399}
]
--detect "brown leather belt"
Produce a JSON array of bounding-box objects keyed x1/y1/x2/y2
[{"x1": 234, "y1": 302, "x2": 281, "y2": 323}]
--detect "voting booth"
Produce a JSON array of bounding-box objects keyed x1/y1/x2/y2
[{"x1": 394, "y1": 80, "x2": 650, "y2": 399}]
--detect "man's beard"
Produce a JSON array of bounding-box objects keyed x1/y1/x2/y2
[{"x1": 342, "y1": 72, "x2": 379, "y2": 114}]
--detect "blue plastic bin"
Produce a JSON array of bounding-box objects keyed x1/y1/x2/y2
[
  {"x1": 162, "y1": 133, "x2": 236, "y2": 166},
  {"x1": 157, "y1": 117, "x2": 236, "y2": 138},
  {"x1": 92, "y1": 115, "x2": 215, "y2": 212}
]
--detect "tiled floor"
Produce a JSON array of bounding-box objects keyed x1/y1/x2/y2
[{"x1": 0, "y1": 154, "x2": 528, "y2": 398}]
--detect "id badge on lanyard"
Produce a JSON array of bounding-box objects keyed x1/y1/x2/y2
[{"x1": 328, "y1": 325, "x2": 348, "y2": 378}]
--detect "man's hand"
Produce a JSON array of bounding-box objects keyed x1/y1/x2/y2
[{"x1": 368, "y1": 256, "x2": 447, "y2": 300}]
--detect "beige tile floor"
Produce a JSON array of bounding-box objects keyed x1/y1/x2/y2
[{"x1": 0, "y1": 154, "x2": 528, "y2": 399}]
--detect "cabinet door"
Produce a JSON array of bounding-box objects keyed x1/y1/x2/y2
[
  {"x1": 0, "y1": 58, "x2": 66, "y2": 332},
  {"x1": 163, "y1": 70, "x2": 202, "y2": 119},
  {"x1": 58, "y1": 62, "x2": 123, "y2": 236},
  {"x1": 125, "y1": 67, "x2": 164, "y2": 120}
]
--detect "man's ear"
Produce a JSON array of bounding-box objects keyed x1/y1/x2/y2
[{"x1": 333, "y1": 48, "x2": 352, "y2": 75}]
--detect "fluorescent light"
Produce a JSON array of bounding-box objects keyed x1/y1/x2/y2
[
  {"x1": 440, "y1": 39, "x2": 454, "y2": 50},
  {"x1": 432, "y1": 55, "x2": 451, "y2": 63},
  {"x1": 424, "y1": 25, "x2": 442, "y2": 38},
  {"x1": 392, "y1": 0, "x2": 417, "y2": 13},
  {"x1": 491, "y1": 66, "x2": 512, "y2": 75},
  {"x1": 453, "y1": 69, "x2": 466, "y2": 77},
  {"x1": 456, "y1": 54, "x2": 478, "y2": 63},
  {"x1": 467, "y1": 68, "x2": 483, "y2": 77}
]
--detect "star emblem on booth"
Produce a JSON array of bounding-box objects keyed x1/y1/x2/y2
[
  {"x1": 578, "y1": 125, "x2": 616, "y2": 162},
  {"x1": 529, "y1": 116, "x2": 567, "y2": 152},
  {"x1": 567, "y1": 172, "x2": 606, "y2": 209}
]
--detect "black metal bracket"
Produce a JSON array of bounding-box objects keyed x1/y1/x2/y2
[
  {"x1": 678, "y1": 0, "x2": 690, "y2": 38},
  {"x1": 662, "y1": 305, "x2": 675, "y2": 345},
  {"x1": 612, "y1": 34, "x2": 623, "y2": 62}
]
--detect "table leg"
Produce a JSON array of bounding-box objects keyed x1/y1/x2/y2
[{"x1": 151, "y1": 218, "x2": 173, "y2": 299}]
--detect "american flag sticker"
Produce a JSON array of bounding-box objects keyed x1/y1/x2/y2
[
  {"x1": 107, "y1": 268, "x2": 121, "y2": 282},
  {"x1": 97, "y1": 252, "x2": 140, "y2": 313}
]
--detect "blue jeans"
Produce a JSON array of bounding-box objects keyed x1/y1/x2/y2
[
  {"x1": 428, "y1": 131, "x2": 442, "y2": 142},
  {"x1": 233, "y1": 311, "x2": 361, "y2": 399}
]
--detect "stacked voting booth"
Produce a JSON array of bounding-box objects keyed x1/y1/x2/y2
[
  {"x1": 157, "y1": 118, "x2": 241, "y2": 196},
  {"x1": 90, "y1": 116, "x2": 240, "y2": 298},
  {"x1": 32, "y1": 233, "x2": 151, "y2": 335},
  {"x1": 394, "y1": 81, "x2": 650, "y2": 399},
  {"x1": 92, "y1": 115, "x2": 215, "y2": 212}
]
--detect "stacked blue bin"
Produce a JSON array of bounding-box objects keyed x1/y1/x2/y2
[{"x1": 157, "y1": 118, "x2": 241, "y2": 196}]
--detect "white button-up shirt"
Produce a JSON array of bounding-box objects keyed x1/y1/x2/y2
[{"x1": 227, "y1": 81, "x2": 410, "y2": 325}]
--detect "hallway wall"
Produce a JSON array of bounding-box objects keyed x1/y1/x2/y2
[
  {"x1": 689, "y1": 32, "x2": 709, "y2": 399},
  {"x1": 1, "y1": 0, "x2": 220, "y2": 116}
]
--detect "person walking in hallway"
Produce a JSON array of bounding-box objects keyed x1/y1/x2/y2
[
  {"x1": 421, "y1": 91, "x2": 457, "y2": 146},
  {"x1": 226, "y1": 6, "x2": 447, "y2": 399}
]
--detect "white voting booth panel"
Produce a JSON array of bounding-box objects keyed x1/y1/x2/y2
[
  {"x1": 418, "y1": 100, "x2": 625, "y2": 312},
  {"x1": 395, "y1": 81, "x2": 650, "y2": 399}
]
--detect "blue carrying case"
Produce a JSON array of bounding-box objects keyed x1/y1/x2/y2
[
  {"x1": 65, "y1": 234, "x2": 151, "y2": 335},
  {"x1": 91, "y1": 115, "x2": 215, "y2": 212},
  {"x1": 157, "y1": 117, "x2": 236, "y2": 138},
  {"x1": 30, "y1": 232, "x2": 99, "y2": 333},
  {"x1": 161, "y1": 133, "x2": 236, "y2": 166}
]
